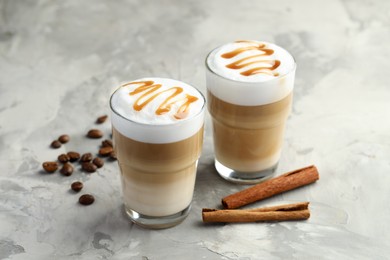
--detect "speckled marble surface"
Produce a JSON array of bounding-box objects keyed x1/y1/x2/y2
[{"x1": 1, "y1": 0, "x2": 390, "y2": 259}]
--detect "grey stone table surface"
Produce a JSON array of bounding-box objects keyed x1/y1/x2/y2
[{"x1": 1, "y1": 0, "x2": 390, "y2": 259}]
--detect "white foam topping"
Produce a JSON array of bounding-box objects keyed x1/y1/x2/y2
[
  {"x1": 206, "y1": 40, "x2": 296, "y2": 106},
  {"x1": 207, "y1": 40, "x2": 295, "y2": 82},
  {"x1": 110, "y1": 77, "x2": 205, "y2": 143}
]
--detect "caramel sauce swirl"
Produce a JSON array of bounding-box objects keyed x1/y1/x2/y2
[
  {"x1": 221, "y1": 41, "x2": 280, "y2": 77},
  {"x1": 122, "y1": 81, "x2": 199, "y2": 120}
]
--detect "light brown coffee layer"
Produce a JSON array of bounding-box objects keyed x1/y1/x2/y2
[
  {"x1": 112, "y1": 126, "x2": 203, "y2": 216},
  {"x1": 208, "y1": 91, "x2": 292, "y2": 172},
  {"x1": 113, "y1": 126, "x2": 203, "y2": 173}
]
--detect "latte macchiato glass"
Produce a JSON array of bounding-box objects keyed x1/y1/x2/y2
[
  {"x1": 206, "y1": 40, "x2": 296, "y2": 184},
  {"x1": 110, "y1": 78, "x2": 205, "y2": 229}
]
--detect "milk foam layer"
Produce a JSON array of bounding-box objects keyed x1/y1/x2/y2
[
  {"x1": 207, "y1": 41, "x2": 295, "y2": 82},
  {"x1": 206, "y1": 41, "x2": 296, "y2": 106},
  {"x1": 110, "y1": 77, "x2": 205, "y2": 143}
]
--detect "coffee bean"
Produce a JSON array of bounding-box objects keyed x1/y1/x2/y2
[
  {"x1": 99, "y1": 146, "x2": 113, "y2": 156},
  {"x1": 96, "y1": 115, "x2": 108, "y2": 124},
  {"x1": 58, "y1": 153, "x2": 70, "y2": 163},
  {"x1": 42, "y1": 161, "x2": 58, "y2": 173},
  {"x1": 58, "y1": 134, "x2": 70, "y2": 144},
  {"x1": 71, "y1": 181, "x2": 83, "y2": 192},
  {"x1": 67, "y1": 151, "x2": 80, "y2": 162},
  {"x1": 79, "y1": 194, "x2": 95, "y2": 205},
  {"x1": 82, "y1": 162, "x2": 97, "y2": 173},
  {"x1": 101, "y1": 139, "x2": 113, "y2": 147},
  {"x1": 109, "y1": 151, "x2": 117, "y2": 160},
  {"x1": 60, "y1": 163, "x2": 73, "y2": 176},
  {"x1": 92, "y1": 157, "x2": 104, "y2": 168},
  {"x1": 51, "y1": 140, "x2": 61, "y2": 149},
  {"x1": 80, "y1": 153, "x2": 93, "y2": 162},
  {"x1": 87, "y1": 129, "x2": 103, "y2": 139}
]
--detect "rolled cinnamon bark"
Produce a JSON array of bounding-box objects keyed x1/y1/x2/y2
[
  {"x1": 202, "y1": 202, "x2": 310, "y2": 223},
  {"x1": 222, "y1": 165, "x2": 319, "y2": 209}
]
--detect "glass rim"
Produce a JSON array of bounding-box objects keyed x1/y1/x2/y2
[
  {"x1": 109, "y1": 78, "x2": 206, "y2": 127},
  {"x1": 205, "y1": 42, "x2": 297, "y2": 84}
]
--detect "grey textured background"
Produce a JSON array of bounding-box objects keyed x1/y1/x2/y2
[{"x1": 1, "y1": 0, "x2": 390, "y2": 259}]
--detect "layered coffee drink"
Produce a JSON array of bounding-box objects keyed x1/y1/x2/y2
[
  {"x1": 206, "y1": 40, "x2": 296, "y2": 183},
  {"x1": 110, "y1": 78, "x2": 205, "y2": 228}
]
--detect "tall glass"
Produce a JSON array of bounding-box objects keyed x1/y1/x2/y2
[
  {"x1": 206, "y1": 41, "x2": 296, "y2": 184},
  {"x1": 110, "y1": 78, "x2": 205, "y2": 228}
]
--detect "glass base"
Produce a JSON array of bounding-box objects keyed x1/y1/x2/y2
[
  {"x1": 124, "y1": 204, "x2": 191, "y2": 229},
  {"x1": 215, "y1": 159, "x2": 277, "y2": 184}
]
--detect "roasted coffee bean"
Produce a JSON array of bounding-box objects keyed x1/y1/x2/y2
[
  {"x1": 80, "y1": 153, "x2": 93, "y2": 162},
  {"x1": 79, "y1": 194, "x2": 95, "y2": 205},
  {"x1": 99, "y1": 146, "x2": 113, "y2": 156},
  {"x1": 58, "y1": 134, "x2": 70, "y2": 144},
  {"x1": 60, "y1": 163, "x2": 73, "y2": 176},
  {"x1": 96, "y1": 115, "x2": 108, "y2": 124},
  {"x1": 82, "y1": 162, "x2": 97, "y2": 173},
  {"x1": 67, "y1": 151, "x2": 80, "y2": 162},
  {"x1": 42, "y1": 161, "x2": 58, "y2": 173},
  {"x1": 71, "y1": 181, "x2": 83, "y2": 192},
  {"x1": 109, "y1": 151, "x2": 117, "y2": 160},
  {"x1": 86, "y1": 129, "x2": 103, "y2": 139},
  {"x1": 58, "y1": 153, "x2": 70, "y2": 163},
  {"x1": 51, "y1": 140, "x2": 61, "y2": 149},
  {"x1": 101, "y1": 139, "x2": 113, "y2": 147},
  {"x1": 92, "y1": 157, "x2": 104, "y2": 168}
]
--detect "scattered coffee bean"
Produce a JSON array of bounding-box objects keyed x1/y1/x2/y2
[
  {"x1": 101, "y1": 139, "x2": 113, "y2": 147},
  {"x1": 71, "y1": 181, "x2": 83, "y2": 192},
  {"x1": 92, "y1": 157, "x2": 104, "y2": 168},
  {"x1": 87, "y1": 129, "x2": 103, "y2": 139},
  {"x1": 82, "y1": 162, "x2": 97, "y2": 173},
  {"x1": 67, "y1": 151, "x2": 80, "y2": 162},
  {"x1": 99, "y1": 146, "x2": 113, "y2": 156},
  {"x1": 109, "y1": 151, "x2": 117, "y2": 160},
  {"x1": 80, "y1": 153, "x2": 93, "y2": 162},
  {"x1": 42, "y1": 161, "x2": 58, "y2": 173},
  {"x1": 60, "y1": 163, "x2": 74, "y2": 176},
  {"x1": 51, "y1": 140, "x2": 61, "y2": 149},
  {"x1": 58, "y1": 134, "x2": 70, "y2": 144},
  {"x1": 79, "y1": 194, "x2": 95, "y2": 205},
  {"x1": 58, "y1": 153, "x2": 70, "y2": 163},
  {"x1": 96, "y1": 115, "x2": 108, "y2": 124}
]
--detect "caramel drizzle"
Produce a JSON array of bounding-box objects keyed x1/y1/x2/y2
[
  {"x1": 221, "y1": 40, "x2": 280, "y2": 77},
  {"x1": 122, "y1": 81, "x2": 198, "y2": 120}
]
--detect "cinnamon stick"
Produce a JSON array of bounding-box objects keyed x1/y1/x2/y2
[
  {"x1": 202, "y1": 202, "x2": 310, "y2": 223},
  {"x1": 222, "y1": 165, "x2": 319, "y2": 209}
]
